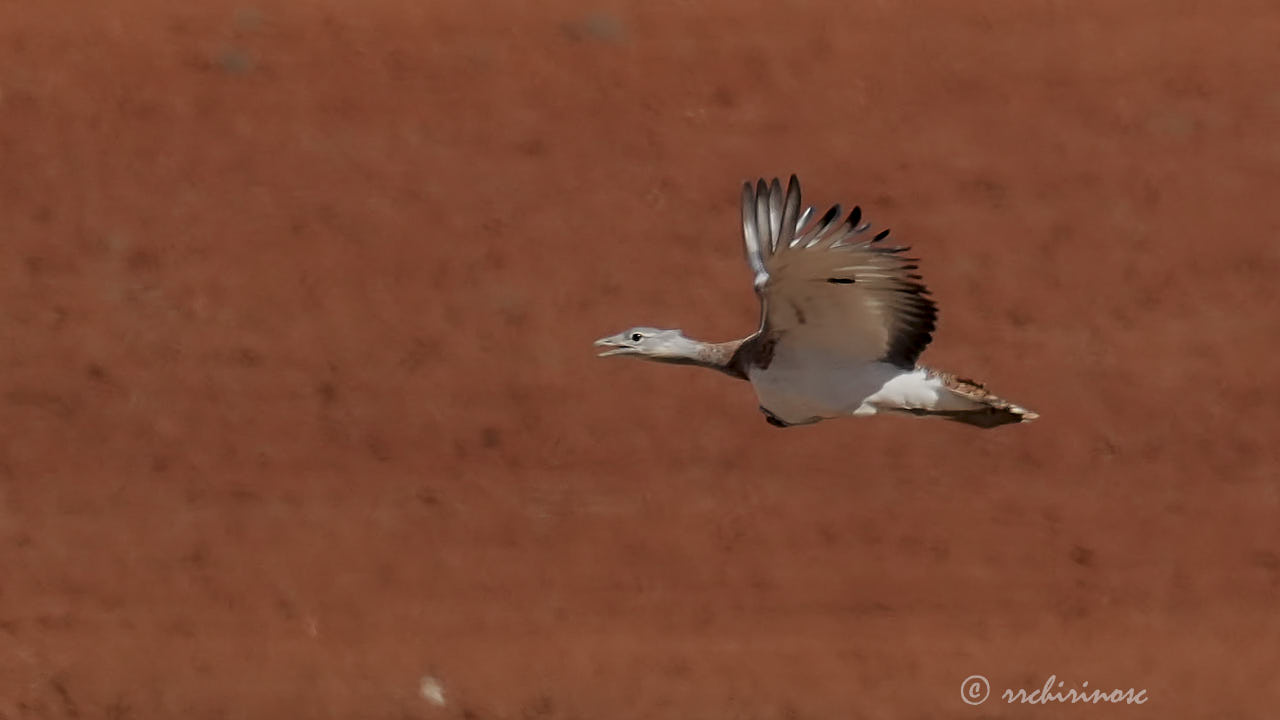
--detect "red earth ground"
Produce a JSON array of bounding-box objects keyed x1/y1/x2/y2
[{"x1": 1, "y1": 0, "x2": 1278, "y2": 717}]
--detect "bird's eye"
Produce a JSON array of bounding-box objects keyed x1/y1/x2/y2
[{"x1": 630, "y1": 333, "x2": 643, "y2": 342}]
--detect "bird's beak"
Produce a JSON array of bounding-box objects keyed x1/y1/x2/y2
[{"x1": 594, "y1": 335, "x2": 633, "y2": 357}]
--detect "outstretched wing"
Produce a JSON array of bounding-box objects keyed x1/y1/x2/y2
[{"x1": 740, "y1": 175, "x2": 937, "y2": 368}]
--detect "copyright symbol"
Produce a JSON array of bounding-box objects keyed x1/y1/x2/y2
[{"x1": 961, "y1": 675, "x2": 990, "y2": 705}]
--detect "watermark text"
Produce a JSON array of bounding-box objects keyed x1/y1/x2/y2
[{"x1": 961, "y1": 675, "x2": 1148, "y2": 706}]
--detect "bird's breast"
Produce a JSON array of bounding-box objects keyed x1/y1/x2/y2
[{"x1": 746, "y1": 349, "x2": 902, "y2": 424}]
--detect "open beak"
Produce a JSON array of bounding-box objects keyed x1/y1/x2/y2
[{"x1": 594, "y1": 335, "x2": 634, "y2": 357}]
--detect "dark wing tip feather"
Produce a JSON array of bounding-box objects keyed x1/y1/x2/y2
[
  {"x1": 741, "y1": 180, "x2": 769, "y2": 278},
  {"x1": 884, "y1": 304, "x2": 938, "y2": 368},
  {"x1": 777, "y1": 175, "x2": 802, "y2": 248},
  {"x1": 743, "y1": 175, "x2": 806, "y2": 274},
  {"x1": 854, "y1": 236, "x2": 937, "y2": 368},
  {"x1": 882, "y1": 260, "x2": 938, "y2": 367},
  {"x1": 767, "y1": 178, "x2": 784, "y2": 241},
  {"x1": 815, "y1": 204, "x2": 843, "y2": 239}
]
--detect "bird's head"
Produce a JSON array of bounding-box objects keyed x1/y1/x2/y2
[{"x1": 594, "y1": 327, "x2": 695, "y2": 361}]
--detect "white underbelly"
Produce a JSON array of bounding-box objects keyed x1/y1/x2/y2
[{"x1": 746, "y1": 353, "x2": 971, "y2": 425}]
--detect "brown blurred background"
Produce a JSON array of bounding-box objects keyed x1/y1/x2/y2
[{"x1": 1, "y1": 0, "x2": 1278, "y2": 717}]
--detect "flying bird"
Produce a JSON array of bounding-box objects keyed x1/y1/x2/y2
[{"x1": 595, "y1": 175, "x2": 1038, "y2": 429}]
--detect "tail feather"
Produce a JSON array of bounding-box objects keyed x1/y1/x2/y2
[{"x1": 918, "y1": 368, "x2": 1038, "y2": 428}]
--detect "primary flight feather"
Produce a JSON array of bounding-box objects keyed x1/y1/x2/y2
[{"x1": 595, "y1": 175, "x2": 1037, "y2": 429}]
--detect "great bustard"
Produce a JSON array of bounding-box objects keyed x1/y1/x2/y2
[{"x1": 595, "y1": 175, "x2": 1038, "y2": 429}]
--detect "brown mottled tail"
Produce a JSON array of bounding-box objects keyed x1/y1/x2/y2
[{"x1": 919, "y1": 369, "x2": 1039, "y2": 429}]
